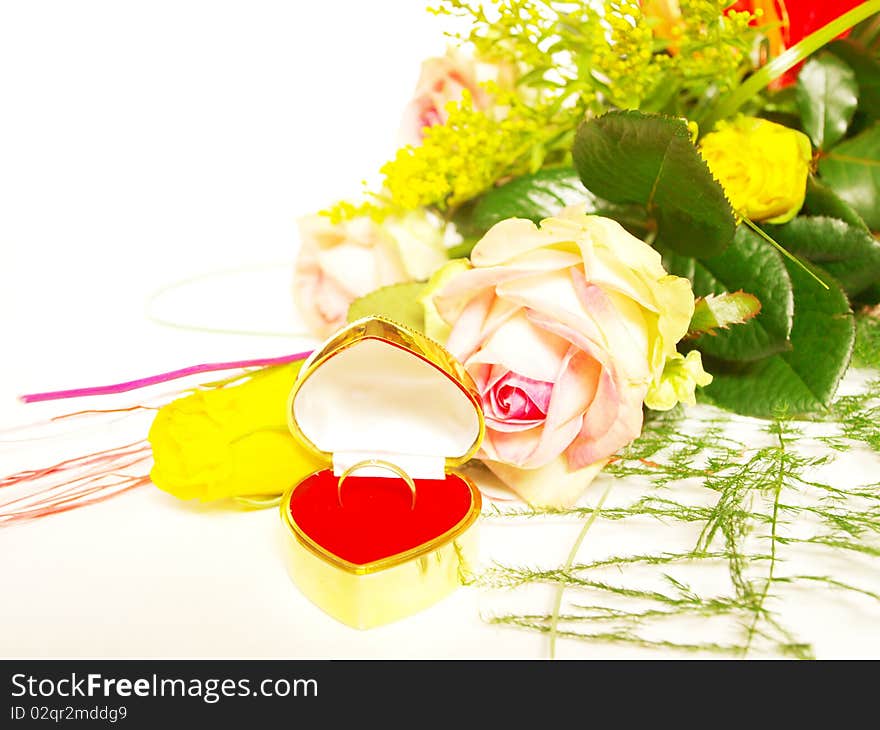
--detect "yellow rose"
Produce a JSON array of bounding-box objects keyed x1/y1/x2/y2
[
  {"x1": 148, "y1": 362, "x2": 325, "y2": 501},
  {"x1": 700, "y1": 116, "x2": 813, "y2": 224}
]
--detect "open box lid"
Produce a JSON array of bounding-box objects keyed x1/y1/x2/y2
[{"x1": 287, "y1": 317, "x2": 485, "y2": 480}]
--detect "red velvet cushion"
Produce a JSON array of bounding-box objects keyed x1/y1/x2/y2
[{"x1": 287, "y1": 469, "x2": 476, "y2": 565}]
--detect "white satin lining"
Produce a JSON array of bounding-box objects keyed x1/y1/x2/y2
[{"x1": 292, "y1": 338, "x2": 481, "y2": 480}]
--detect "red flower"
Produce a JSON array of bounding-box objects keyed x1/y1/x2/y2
[{"x1": 730, "y1": 0, "x2": 864, "y2": 86}]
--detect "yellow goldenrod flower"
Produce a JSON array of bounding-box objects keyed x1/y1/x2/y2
[
  {"x1": 642, "y1": 0, "x2": 682, "y2": 43},
  {"x1": 149, "y1": 362, "x2": 325, "y2": 501},
  {"x1": 700, "y1": 116, "x2": 813, "y2": 224}
]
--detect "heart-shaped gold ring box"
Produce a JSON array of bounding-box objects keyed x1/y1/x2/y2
[{"x1": 280, "y1": 317, "x2": 485, "y2": 629}]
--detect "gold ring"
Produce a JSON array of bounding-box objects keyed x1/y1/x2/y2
[{"x1": 337, "y1": 459, "x2": 417, "y2": 510}]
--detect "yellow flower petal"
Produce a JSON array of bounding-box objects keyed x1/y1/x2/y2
[
  {"x1": 148, "y1": 362, "x2": 326, "y2": 501},
  {"x1": 700, "y1": 116, "x2": 812, "y2": 224},
  {"x1": 645, "y1": 350, "x2": 713, "y2": 411}
]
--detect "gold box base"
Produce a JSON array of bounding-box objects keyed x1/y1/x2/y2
[{"x1": 282, "y1": 520, "x2": 478, "y2": 630}]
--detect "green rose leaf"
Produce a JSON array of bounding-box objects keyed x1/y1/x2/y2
[
  {"x1": 803, "y1": 175, "x2": 870, "y2": 232},
  {"x1": 572, "y1": 110, "x2": 736, "y2": 257},
  {"x1": 795, "y1": 53, "x2": 859, "y2": 149},
  {"x1": 853, "y1": 308, "x2": 880, "y2": 369},
  {"x1": 688, "y1": 292, "x2": 762, "y2": 338},
  {"x1": 857, "y1": 284, "x2": 880, "y2": 306},
  {"x1": 818, "y1": 123, "x2": 880, "y2": 230},
  {"x1": 347, "y1": 282, "x2": 428, "y2": 332},
  {"x1": 464, "y1": 166, "x2": 648, "y2": 237},
  {"x1": 828, "y1": 39, "x2": 880, "y2": 124},
  {"x1": 703, "y1": 261, "x2": 854, "y2": 417},
  {"x1": 766, "y1": 215, "x2": 880, "y2": 296},
  {"x1": 469, "y1": 167, "x2": 593, "y2": 231},
  {"x1": 665, "y1": 226, "x2": 793, "y2": 361}
]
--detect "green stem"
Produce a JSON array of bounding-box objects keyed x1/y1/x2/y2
[
  {"x1": 548, "y1": 484, "x2": 613, "y2": 659},
  {"x1": 743, "y1": 424, "x2": 785, "y2": 655},
  {"x1": 701, "y1": 0, "x2": 880, "y2": 130}
]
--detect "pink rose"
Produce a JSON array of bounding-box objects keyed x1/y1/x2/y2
[
  {"x1": 433, "y1": 208, "x2": 703, "y2": 506},
  {"x1": 399, "y1": 50, "x2": 490, "y2": 146},
  {"x1": 294, "y1": 213, "x2": 445, "y2": 339}
]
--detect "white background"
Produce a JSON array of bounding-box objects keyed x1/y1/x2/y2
[{"x1": 1, "y1": 1, "x2": 879, "y2": 659}]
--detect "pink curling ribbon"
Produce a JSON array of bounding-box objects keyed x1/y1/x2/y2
[
  {"x1": 3, "y1": 350, "x2": 316, "y2": 525},
  {"x1": 20, "y1": 351, "x2": 314, "y2": 404}
]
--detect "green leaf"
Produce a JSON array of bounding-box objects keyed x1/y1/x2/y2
[
  {"x1": 850, "y1": 12, "x2": 880, "y2": 46},
  {"x1": 456, "y1": 166, "x2": 648, "y2": 252},
  {"x1": 572, "y1": 111, "x2": 736, "y2": 257},
  {"x1": 346, "y1": 282, "x2": 428, "y2": 332},
  {"x1": 828, "y1": 39, "x2": 880, "y2": 123},
  {"x1": 469, "y1": 167, "x2": 593, "y2": 232},
  {"x1": 766, "y1": 215, "x2": 880, "y2": 296},
  {"x1": 762, "y1": 85, "x2": 800, "y2": 116},
  {"x1": 857, "y1": 283, "x2": 880, "y2": 306},
  {"x1": 803, "y1": 175, "x2": 870, "y2": 232},
  {"x1": 665, "y1": 226, "x2": 794, "y2": 362},
  {"x1": 688, "y1": 292, "x2": 762, "y2": 338},
  {"x1": 818, "y1": 123, "x2": 880, "y2": 230},
  {"x1": 704, "y1": 261, "x2": 855, "y2": 417},
  {"x1": 795, "y1": 52, "x2": 859, "y2": 149},
  {"x1": 853, "y1": 307, "x2": 880, "y2": 369}
]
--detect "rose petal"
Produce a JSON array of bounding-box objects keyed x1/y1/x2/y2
[
  {"x1": 542, "y1": 348, "x2": 602, "y2": 430},
  {"x1": 435, "y1": 266, "x2": 525, "y2": 324},
  {"x1": 506, "y1": 348, "x2": 603, "y2": 468},
  {"x1": 569, "y1": 271, "x2": 652, "y2": 382},
  {"x1": 398, "y1": 51, "x2": 487, "y2": 146},
  {"x1": 445, "y1": 289, "x2": 496, "y2": 363},
  {"x1": 434, "y1": 254, "x2": 575, "y2": 325},
  {"x1": 464, "y1": 310, "x2": 569, "y2": 382},
  {"x1": 496, "y1": 372, "x2": 553, "y2": 415},
  {"x1": 316, "y1": 243, "x2": 394, "y2": 298},
  {"x1": 479, "y1": 347, "x2": 594, "y2": 469},
  {"x1": 313, "y1": 273, "x2": 353, "y2": 329},
  {"x1": 523, "y1": 310, "x2": 629, "y2": 461},
  {"x1": 485, "y1": 415, "x2": 581, "y2": 468},
  {"x1": 565, "y1": 378, "x2": 645, "y2": 468},
  {"x1": 470, "y1": 218, "x2": 556, "y2": 267},
  {"x1": 494, "y1": 271, "x2": 610, "y2": 356},
  {"x1": 484, "y1": 455, "x2": 609, "y2": 508},
  {"x1": 479, "y1": 368, "x2": 549, "y2": 431},
  {"x1": 483, "y1": 372, "x2": 553, "y2": 428},
  {"x1": 484, "y1": 414, "x2": 545, "y2": 432},
  {"x1": 501, "y1": 247, "x2": 583, "y2": 272}
]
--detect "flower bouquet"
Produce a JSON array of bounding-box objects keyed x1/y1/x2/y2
[
  {"x1": 287, "y1": 0, "x2": 880, "y2": 507},
  {"x1": 5, "y1": 0, "x2": 880, "y2": 655}
]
